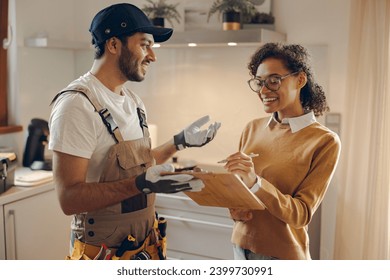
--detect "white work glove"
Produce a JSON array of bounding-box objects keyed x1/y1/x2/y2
[
  {"x1": 135, "y1": 164, "x2": 204, "y2": 194},
  {"x1": 173, "y1": 115, "x2": 221, "y2": 150}
]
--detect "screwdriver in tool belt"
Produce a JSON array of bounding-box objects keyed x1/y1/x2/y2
[
  {"x1": 157, "y1": 217, "x2": 167, "y2": 260},
  {"x1": 158, "y1": 217, "x2": 167, "y2": 238},
  {"x1": 112, "y1": 234, "x2": 136, "y2": 260}
]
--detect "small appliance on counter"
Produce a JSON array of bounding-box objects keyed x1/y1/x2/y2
[
  {"x1": 23, "y1": 118, "x2": 52, "y2": 171},
  {"x1": 0, "y1": 152, "x2": 17, "y2": 194}
]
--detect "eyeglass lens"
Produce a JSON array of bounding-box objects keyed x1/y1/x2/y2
[{"x1": 249, "y1": 76, "x2": 282, "y2": 92}]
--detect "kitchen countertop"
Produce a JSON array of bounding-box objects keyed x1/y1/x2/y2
[{"x1": 0, "y1": 168, "x2": 54, "y2": 206}]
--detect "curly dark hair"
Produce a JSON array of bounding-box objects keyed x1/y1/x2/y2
[{"x1": 248, "y1": 43, "x2": 329, "y2": 116}]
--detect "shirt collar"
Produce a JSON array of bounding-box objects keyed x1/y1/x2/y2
[{"x1": 266, "y1": 111, "x2": 317, "y2": 133}]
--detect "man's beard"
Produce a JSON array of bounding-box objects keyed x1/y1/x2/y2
[{"x1": 118, "y1": 45, "x2": 145, "y2": 82}]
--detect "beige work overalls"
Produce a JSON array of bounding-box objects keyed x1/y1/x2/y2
[{"x1": 52, "y1": 85, "x2": 166, "y2": 260}]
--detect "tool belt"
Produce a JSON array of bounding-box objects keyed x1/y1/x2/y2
[{"x1": 66, "y1": 217, "x2": 167, "y2": 260}]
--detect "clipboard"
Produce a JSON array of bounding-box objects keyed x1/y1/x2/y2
[{"x1": 164, "y1": 172, "x2": 265, "y2": 210}]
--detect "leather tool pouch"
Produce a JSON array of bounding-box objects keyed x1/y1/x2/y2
[{"x1": 66, "y1": 223, "x2": 167, "y2": 260}]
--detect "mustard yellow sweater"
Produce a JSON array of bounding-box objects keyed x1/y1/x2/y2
[{"x1": 231, "y1": 117, "x2": 341, "y2": 259}]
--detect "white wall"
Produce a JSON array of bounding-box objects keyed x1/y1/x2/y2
[
  {"x1": 273, "y1": 0, "x2": 350, "y2": 115},
  {"x1": 2, "y1": 0, "x2": 351, "y2": 259}
]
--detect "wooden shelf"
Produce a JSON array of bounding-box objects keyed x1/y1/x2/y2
[
  {"x1": 24, "y1": 37, "x2": 92, "y2": 50},
  {"x1": 162, "y1": 28, "x2": 286, "y2": 48},
  {"x1": 23, "y1": 29, "x2": 286, "y2": 50},
  {"x1": 0, "y1": 125, "x2": 23, "y2": 134}
]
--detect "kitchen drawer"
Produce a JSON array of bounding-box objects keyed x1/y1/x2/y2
[
  {"x1": 156, "y1": 193, "x2": 229, "y2": 217},
  {"x1": 156, "y1": 193, "x2": 234, "y2": 260}
]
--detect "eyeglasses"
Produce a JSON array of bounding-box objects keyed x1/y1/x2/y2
[{"x1": 247, "y1": 72, "x2": 299, "y2": 93}]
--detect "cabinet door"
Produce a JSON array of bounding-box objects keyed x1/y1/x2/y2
[
  {"x1": 4, "y1": 189, "x2": 72, "y2": 259},
  {"x1": 0, "y1": 207, "x2": 5, "y2": 259}
]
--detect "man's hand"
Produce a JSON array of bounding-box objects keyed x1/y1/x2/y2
[
  {"x1": 174, "y1": 115, "x2": 221, "y2": 150},
  {"x1": 135, "y1": 164, "x2": 204, "y2": 194}
]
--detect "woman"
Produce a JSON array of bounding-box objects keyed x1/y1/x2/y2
[{"x1": 223, "y1": 43, "x2": 341, "y2": 260}]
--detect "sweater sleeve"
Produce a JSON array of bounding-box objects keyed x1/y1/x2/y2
[{"x1": 256, "y1": 132, "x2": 341, "y2": 228}]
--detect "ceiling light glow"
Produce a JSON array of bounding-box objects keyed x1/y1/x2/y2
[{"x1": 228, "y1": 42, "x2": 238, "y2": 46}]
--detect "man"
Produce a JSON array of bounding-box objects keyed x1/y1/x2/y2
[{"x1": 49, "y1": 3, "x2": 221, "y2": 260}]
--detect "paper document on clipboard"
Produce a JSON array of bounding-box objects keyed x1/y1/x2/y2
[{"x1": 166, "y1": 172, "x2": 265, "y2": 210}]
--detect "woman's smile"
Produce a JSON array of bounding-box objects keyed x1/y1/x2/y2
[{"x1": 262, "y1": 96, "x2": 278, "y2": 105}]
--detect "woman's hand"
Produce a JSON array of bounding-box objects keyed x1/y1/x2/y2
[
  {"x1": 223, "y1": 151, "x2": 258, "y2": 188},
  {"x1": 229, "y1": 208, "x2": 253, "y2": 222}
]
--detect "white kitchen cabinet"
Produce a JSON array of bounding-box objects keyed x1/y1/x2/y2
[
  {"x1": 1, "y1": 183, "x2": 72, "y2": 260},
  {"x1": 155, "y1": 192, "x2": 234, "y2": 260},
  {"x1": 0, "y1": 207, "x2": 5, "y2": 259},
  {"x1": 154, "y1": 163, "x2": 235, "y2": 260}
]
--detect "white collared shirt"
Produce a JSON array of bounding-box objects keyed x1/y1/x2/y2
[{"x1": 266, "y1": 111, "x2": 317, "y2": 133}]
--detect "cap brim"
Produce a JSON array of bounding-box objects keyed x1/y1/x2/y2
[{"x1": 138, "y1": 26, "x2": 173, "y2": 43}]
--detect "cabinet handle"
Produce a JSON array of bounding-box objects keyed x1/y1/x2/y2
[
  {"x1": 7, "y1": 210, "x2": 17, "y2": 259},
  {"x1": 3, "y1": 25, "x2": 13, "y2": 50},
  {"x1": 161, "y1": 214, "x2": 233, "y2": 229}
]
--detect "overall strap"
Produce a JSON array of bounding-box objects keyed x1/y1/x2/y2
[
  {"x1": 125, "y1": 89, "x2": 150, "y2": 138},
  {"x1": 51, "y1": 85, "x2": 124, "y2": 143}
]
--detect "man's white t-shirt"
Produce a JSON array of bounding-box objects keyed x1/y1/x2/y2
[{"x1": 49, "y1": 72, "x2": 146, "y2": 182}]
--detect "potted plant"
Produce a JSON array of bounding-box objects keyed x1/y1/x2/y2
[
  {"x1": 242, "y1": 10, "x2": 275, "y2": 30},
  {"x1": 142, "y1": 0, "x2": 181, "y2": 28},
  {"x1": 207, "y1": 0, "x2": 258, "y2": 30},
  {"x1": 245, "y1": 12, "x2": 275, "y2": 24}
]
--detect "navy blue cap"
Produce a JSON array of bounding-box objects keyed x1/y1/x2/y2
[{"x1": 89, "y1": 3, "x2": 173, "y2": 45}]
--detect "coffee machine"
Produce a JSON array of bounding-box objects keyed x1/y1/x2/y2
[{"x1": 23, "y1": 118, "x2": 52, "y2": 170}]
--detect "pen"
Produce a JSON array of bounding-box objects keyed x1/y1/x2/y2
[{"x1": 217, "y1": 153, "x2": 259, "y2": 164}]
